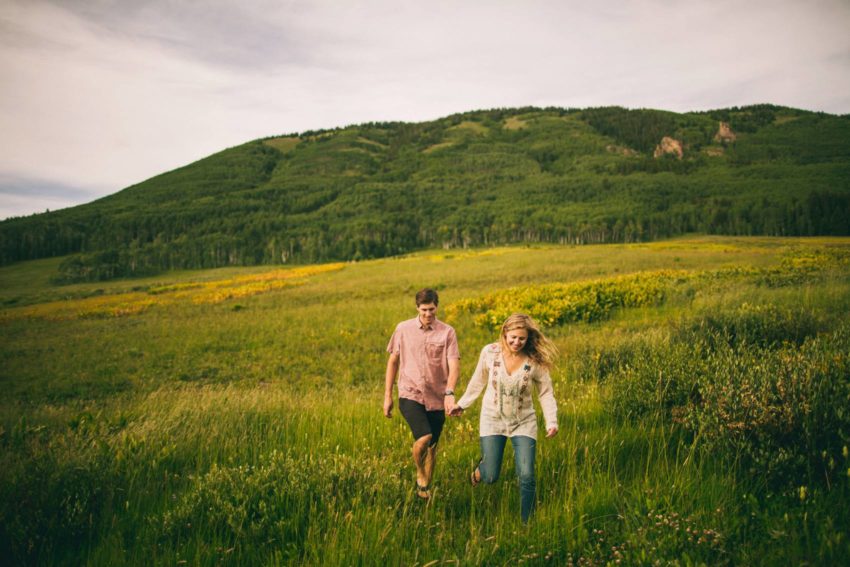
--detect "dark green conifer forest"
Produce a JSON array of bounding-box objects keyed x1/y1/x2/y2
[{"x1": 2, "y1": 104, "x2": 848, "y2": 282}]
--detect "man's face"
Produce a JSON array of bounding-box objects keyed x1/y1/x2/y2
[{"x1": 417, "y1": 302, "x2": 437, "y2": 326}]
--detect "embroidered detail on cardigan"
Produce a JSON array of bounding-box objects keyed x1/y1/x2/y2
[{"x1": 494, "y1": 359, "x2": 534, "y2": 422}]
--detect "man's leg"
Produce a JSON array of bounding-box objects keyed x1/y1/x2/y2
[
  {"x1": 421, "y1": 408, "x2": 445, "y2": 492},
  {"x1": 412, "y1": 433, "x2": 433, "y2": 493},
  {"x1": 423, "y1": 441, "x2": 437, "y2": 488},
  {"x1": 400, "y1": 398, "x2": 433, "y2": 495}
]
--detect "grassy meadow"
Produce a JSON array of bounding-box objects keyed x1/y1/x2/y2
[{"x1": 1, "y1": 236, "x2": 849, "y2": 565}]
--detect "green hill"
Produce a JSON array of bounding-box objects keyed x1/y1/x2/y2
[{"x1": 2, "y1": 104, "x2": 849, "y2": 281}]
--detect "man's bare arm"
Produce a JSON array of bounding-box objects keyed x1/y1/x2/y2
[{"x1": 384, "y1": 353, "x2": 400, "y2": 418}]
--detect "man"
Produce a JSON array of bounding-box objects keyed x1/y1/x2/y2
[{"x1": 384, "y1": 288, "x2": 460, "y2": 500}]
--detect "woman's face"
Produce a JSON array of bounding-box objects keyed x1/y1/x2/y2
[{"x1": 504, "y1": 327, "x2": 529, "y2": 353}]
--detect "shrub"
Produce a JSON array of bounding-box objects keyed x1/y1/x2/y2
[
  {"x1": 607, "y1": 339, "x2": 706, "y2": 419},
  {"x1": 684, "y1": 326, "x2": 850, "y2": 488},
  {"x1": 608, "y1": 321, "x2": 850, "y2": 489},
  {"x1": 571, "y1": 337, "x2": 650, "y2": 383},
  {"x1": 682, "y1": 303, "x2": 825, "y2": 349}
]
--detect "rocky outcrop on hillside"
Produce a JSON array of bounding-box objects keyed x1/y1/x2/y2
[
  {"x1": 654, "y1": 136, "x2": 683, "y2": 159},
  {"x1": 714, "y1": 121, "x2": 737, "y2": 144}
]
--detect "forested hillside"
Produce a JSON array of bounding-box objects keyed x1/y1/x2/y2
[{"x1": 2, "y1": 104, "x2": 849, "y2": 281}]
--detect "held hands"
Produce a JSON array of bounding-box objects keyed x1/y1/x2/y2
[{"x1": 445, "y1": 396, "x2": 464, "y2": 417}]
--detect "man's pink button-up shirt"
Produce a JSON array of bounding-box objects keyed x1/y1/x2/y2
[{"x1": 387, "y1": 317, "x2": 460, "y2": 411}]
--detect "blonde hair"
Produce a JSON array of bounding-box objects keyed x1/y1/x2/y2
[{"x1": 499, "y1": 313, "x2": 558, "y2": 370}]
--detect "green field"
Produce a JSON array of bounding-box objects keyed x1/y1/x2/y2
[{"x1": 1, "y1": 236, "x2": 849, "y2": 565}]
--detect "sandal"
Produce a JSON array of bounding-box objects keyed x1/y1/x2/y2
[{"x1": 416, "y1": 482, "x2": 431, "y2": 500}]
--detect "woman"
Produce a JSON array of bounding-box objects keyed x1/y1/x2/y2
[{"x1": 450, "y1": 313, "x2": 558, "y2": 523}]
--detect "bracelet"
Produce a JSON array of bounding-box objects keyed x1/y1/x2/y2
[{"x1": 444, "y1": 390, "x2": 454, "y2": 396}]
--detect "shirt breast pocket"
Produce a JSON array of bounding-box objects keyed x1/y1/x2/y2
[{"x1": 426, "y1": 341, "x2": 445, "y2": 360}]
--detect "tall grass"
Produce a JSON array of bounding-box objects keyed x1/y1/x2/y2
[{"x1": 1, "y1": 237, "x2": 848, "y2": 565}]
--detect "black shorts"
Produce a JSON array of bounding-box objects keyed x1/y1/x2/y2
[{"x1": 399, "y1": 398, "x2": 445, "y2": 447}]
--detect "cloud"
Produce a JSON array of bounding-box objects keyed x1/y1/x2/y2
[
  {"x1": 0, "y1": 173, "x2": 105, "y2": 220},
  {"x1": 1, "y1": 1, "x2": 251, "y2": 191},
  {"x1": 1, "y1": 0, "x2": 849, "y2": 219},
  {"x1": 46, "y1": 0, "x2": 323, "y2": 72}
]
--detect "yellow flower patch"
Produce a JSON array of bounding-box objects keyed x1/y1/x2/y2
[
  {"x1": 0, "y1": 263, "x2": 344, "y2": 322},
  {"x1": 447, "y1": 247, "x2": 849, "y2": 329}
]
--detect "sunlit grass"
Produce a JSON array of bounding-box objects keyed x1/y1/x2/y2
[
  {"x1": 1, "y1": 236, "x2": 849, "y2": 565},
  {"x1": 0, "y1": 263, "x2": 344, "y2": 321}
]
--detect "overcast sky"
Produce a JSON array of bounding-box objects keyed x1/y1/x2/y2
[{"x1": 1, "y1": 0, "x2": 849, "y2": 220}]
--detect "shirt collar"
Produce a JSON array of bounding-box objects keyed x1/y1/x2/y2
[{"x1": 418, "y1": 317, "x2": 437, "y2": 330}]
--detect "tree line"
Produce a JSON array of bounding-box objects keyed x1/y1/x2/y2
[{"x1": 1, "y1": 105, "x2": 848, "y2": 283}]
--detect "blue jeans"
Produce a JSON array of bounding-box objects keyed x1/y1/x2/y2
[{"x1": 477, "y1": 435, "x2": 537, "y2": 522}]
